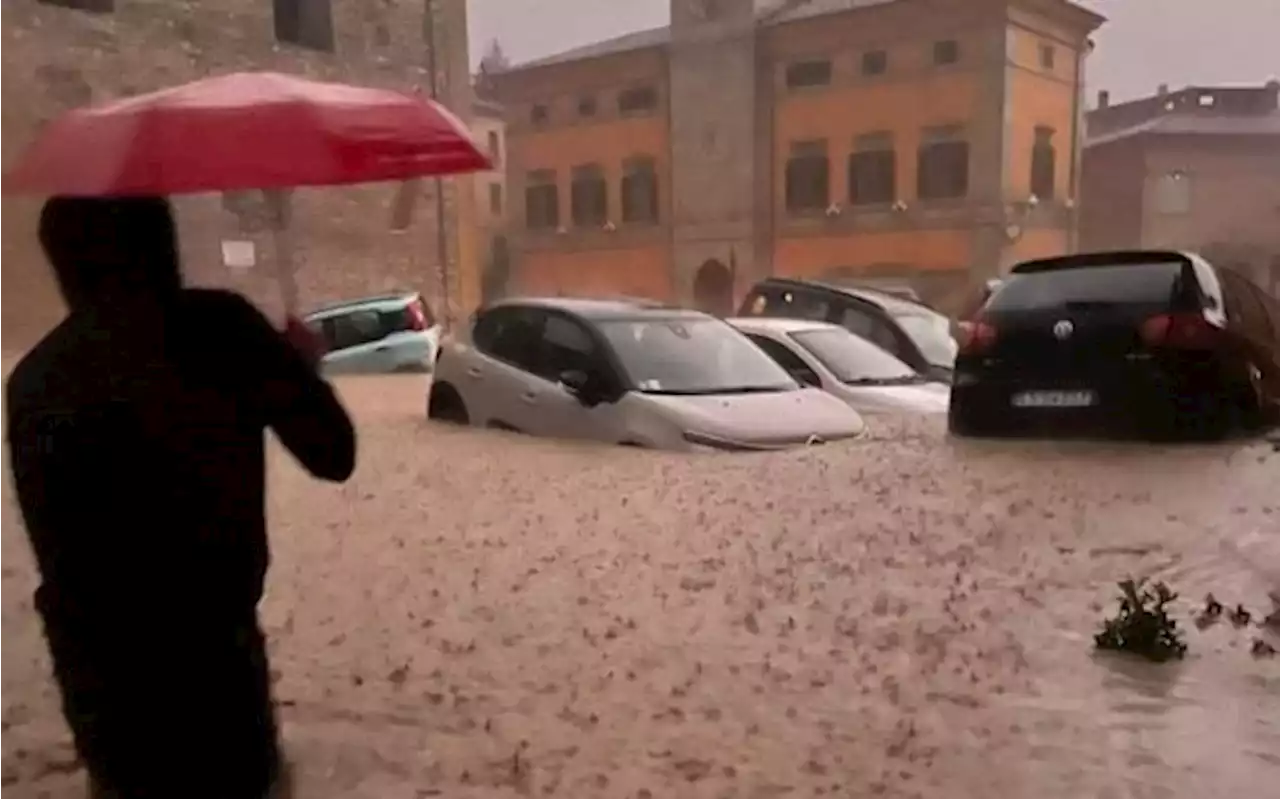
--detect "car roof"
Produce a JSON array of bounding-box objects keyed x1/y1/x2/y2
[
  {"x1": 754, "y1": 277, "x2": 935, "y2": 316},
  {"x1": 1009, "y1": 249, "x2": 1196, "y2": 275},
  {"x1": 304, "y1": 291, "x2": 418, "y2": 318},
  {"x1": 726, "y1": 316, "x2": 841, "y2": 335},
  {"x1": 483, "y1": 296, "x2": 707, "y2": 321}
]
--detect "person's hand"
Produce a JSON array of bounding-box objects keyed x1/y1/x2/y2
[{"x1": 282, "y1": 315, "x2": 326, "y2": 368}]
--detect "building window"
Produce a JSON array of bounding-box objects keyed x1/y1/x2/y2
[
  {"x1": 37, "y1": 0, "x2": 114, "y2": 11},
  {"x1": 621, "y1": 156, "x2": 659, "y2": 224},
  {"x1": 577, "y1": 95, "x2": 598, "y2": 117},
  {"x1": 530, "y1": 104, "x2": 549, "y2": 126},
  {"x1": 916, "y1": 126, "x2": 969, "y2": 201},
  {"x1": 525, "y1": 169, "x2": 559, "y2": 230},
  {"x1": 488, "y1": 183, "x2": 503, "y2": 215},
  {"x1": 1153, "y1": 170, "x2": 1191, "y2": 215},
  {"x1": 273, "y1": 0, "x2": 335, "y2": 52},
  {"x1": 785, "y1": 140, "x2": 830, "y2": 214},
  {"x1": 785, "y1": 59, "x2": 833, "y2": 89},
  {"x1": 848, "y1": 133, "x2": 896, "y2": 206},
  {"x1": 861, "y1": 50, "x2": 888, "y2": 77},
  {"x1": 1030, "y1": 126, "x2": 1056, "y2": 200},
  {"x1": 571, "y1": 164, "x2": 608, "y2": 227},
  {"x1": 1039, "y1": 43, "x2": 1056, "y2": 70},
  {"x1": 932, "y1": 39, "x2": 960, "y2": 66},
  {"x1": 618, "y1": 86, "x2": 658, "y2": 115},
  {"x1": 486, "y1": 131, "x2": 501, "y2": 166}
]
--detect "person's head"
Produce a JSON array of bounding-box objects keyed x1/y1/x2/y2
[{"x1": 38, "y1": 195, "x2": 182, "y2": 310}]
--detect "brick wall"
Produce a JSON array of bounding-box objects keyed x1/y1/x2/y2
[{"x1": 1, "y1": 0, "x2": 472, "y2": 346}]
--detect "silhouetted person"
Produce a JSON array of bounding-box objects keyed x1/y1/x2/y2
[{"x1": 5, "y1": 196, "x2": 357, "y2": 798}]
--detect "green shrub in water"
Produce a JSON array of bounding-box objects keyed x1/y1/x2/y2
[{"x1": 1094, "y1": 577, "x2": 1188, "y2": 663}]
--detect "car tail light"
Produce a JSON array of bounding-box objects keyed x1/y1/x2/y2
[
  {"x1": 957, "y1": 318, "x2": 997, "y2": 355},
  {"x1": 1139, "y1": 312, "x2": 1219, "y2": 350},
  {"x1": 406, "y1": 300, "x2": 431, "y2": 331}
]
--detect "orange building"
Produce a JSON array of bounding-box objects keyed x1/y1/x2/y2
[{"x1": 491, "y1": 0, "x2": 1104, "y2": 314}]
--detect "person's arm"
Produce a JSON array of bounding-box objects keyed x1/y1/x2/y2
[{"x1": 217, "y1": 293, "x2": 356, "y2": 482}]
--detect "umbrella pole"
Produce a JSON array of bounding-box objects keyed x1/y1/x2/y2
[{"x1": 265, "y1": 190, "x2": 300, "y2": 318}]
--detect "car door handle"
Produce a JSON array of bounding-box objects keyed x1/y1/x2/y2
[
  {"x1": 466, "y1": 367, "x2": 483, "y2": 379},
  {"x1": 520, "y1": 392, "x2": 537, "y2": 405},
  {"x1": 374, "y1": 345, "x2": 391, "y2": 352}
]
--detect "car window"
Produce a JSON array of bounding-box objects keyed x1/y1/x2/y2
[
  {"x1": 598, "y1": 317, "x2": 796, "y2": 395},
  {"x1": 537, "y1": 314, "x2": 599, "y2": 381},
  {"x1": 745, "y1": 286, "x2": 831, "y2": 322},
  {"x1": 741, "y1": 290, "x2": 774, "y2": 316},
  {"x1": 837, "y1": 307, "x2": 900, "y2": 353},
  {"x1": 776, "y1": 290, "x2": 831, "y2": 322},
  {"x1": 990, "y1": 261, "x2": 1188, "y2": 310},
  {"x1": 326, "y1": 310, "x2": 386, "y2": 351},
  {"x1": 745, "y1": 334, "x2": 821, "y2": 386},
  {"x1": 789, "y1": 328, "x2": 919, "y2": 383},
  {"x1": 892, "y1": 312, "x2": 958, "y2": 367},
  {"x1": 472, "y1": 306, "x2": 544, "y2": 372}
]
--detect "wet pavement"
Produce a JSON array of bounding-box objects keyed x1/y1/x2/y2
[{"x1": 3, "y1": 375, "x2": 1278, "y2": 798}]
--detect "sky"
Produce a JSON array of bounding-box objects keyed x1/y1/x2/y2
[{"x1": 466, "y1": 0, "x2": 1280, "y2": 103}]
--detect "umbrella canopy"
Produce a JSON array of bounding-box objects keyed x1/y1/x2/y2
[{"x1": 3, "y1": 71, "x2": 492, "y2": 196}]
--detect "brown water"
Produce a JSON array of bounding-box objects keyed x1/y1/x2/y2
[{"x1": 3, "y1": 376, "x2": 1277, "y2": 798}]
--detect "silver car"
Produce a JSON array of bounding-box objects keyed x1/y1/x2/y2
[
  {"x1": 427, "y1": 298, "x2": 867, "y2": 451},
  {"x1": 729, "y1": 317, "x2": 950, "y2": 415}
]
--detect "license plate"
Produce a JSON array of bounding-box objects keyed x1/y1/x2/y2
[{"x1": 1011, "y1": 390, "x2": 1097, "y2": 408}]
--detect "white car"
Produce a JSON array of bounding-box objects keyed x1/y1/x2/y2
[
  {"x1": 427, "y1": 297, "x2": 867, "y2": 451},
  {"x1": 728, "y1": 317, "x2": 950, "y2": 415},
  {"x1": 304, "y1": 291, "x2": 441, "y2": 374}
]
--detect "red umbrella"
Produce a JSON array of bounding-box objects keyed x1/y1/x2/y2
[
  {"x1": 2, "y1": 70, "x2": 490, "y2": 196},
  {"x1": 3, "y1": 71, "x2": 491, "y2": 316}
]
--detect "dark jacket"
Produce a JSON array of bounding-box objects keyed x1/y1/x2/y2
[{"x1": 5, "y1": 196, "x2": 355, "y2": 797}]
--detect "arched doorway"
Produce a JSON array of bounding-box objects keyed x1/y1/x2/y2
[{"x1": 692, "y1": 259, "x2": 734, "y2": 316}]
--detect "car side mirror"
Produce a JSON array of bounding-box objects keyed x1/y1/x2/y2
[{"x1": 559, "y1": 369, "x2": 602, "y2": 405}]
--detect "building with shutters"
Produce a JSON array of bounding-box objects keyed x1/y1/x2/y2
[{"x1": 490, "y1": 0, "x2": 1105, "y2": 315}]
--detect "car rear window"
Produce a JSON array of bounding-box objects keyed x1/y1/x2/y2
[{"x1": 988, "y1": 261, "x2": 1188, "y2": 311}]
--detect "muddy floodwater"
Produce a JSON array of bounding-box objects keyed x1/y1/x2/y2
[{"x1": 3, "y1": 375, "x2": 1278, "y2": 798}]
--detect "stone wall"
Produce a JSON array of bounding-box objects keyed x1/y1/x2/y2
[{"x1": 1, "y1": 0, "x2": 472, "y2": 346}]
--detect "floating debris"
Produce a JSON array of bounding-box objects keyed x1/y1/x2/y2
[
  {"x1": 1195, "y1": 593, "x2": 1224, "y2": 629},
  {"x1": 1094, "y1": 577, "x2": 1187, "y2": 663},
  {"x1": 1250, "y1": 638, "x2": 1276, "y2": 658},
  {"x1": 1228, "y1": 604, "x2": 1253, "y2": 628}
]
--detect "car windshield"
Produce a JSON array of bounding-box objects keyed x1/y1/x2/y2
[
  {"x1": 893, "y1": 311, "x2": 958, "y2": 367},
  {"x1": 988, "y1": 261, "x2": 1186, "y2": 311},
  {"x1": 789, "y1": 328, "x2": 922, "y2": 384},
  {"x1": 599, "y1": 318, "x2": 798, "y2": 395}
]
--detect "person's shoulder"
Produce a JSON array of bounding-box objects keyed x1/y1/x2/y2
[{"x1": 5, "y1": 323, "x2": 72, "y2": 412}]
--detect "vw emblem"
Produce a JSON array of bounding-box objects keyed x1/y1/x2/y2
[
  {"x1": 806, "y1": 434, "x2": 826, "y2": 447},
  {"x1": 1052, "y1": 320, "x2": 1074, "y2": 340}
]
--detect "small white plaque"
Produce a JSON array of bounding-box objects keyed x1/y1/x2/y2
[{"x1": 221, "y1": 240, "x2": 256, "y2": 270}]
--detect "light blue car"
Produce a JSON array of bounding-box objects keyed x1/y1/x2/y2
[{"x1": 303, "y1": 291, "x2": 442, "y2": 374}]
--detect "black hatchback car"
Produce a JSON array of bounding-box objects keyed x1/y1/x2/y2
[
  {"x1": 949, "y1": 250, "x2": 1280, "y2": 439},
  {"x1": 738, "y1": 278, "x2": 958, "y2": 382}
]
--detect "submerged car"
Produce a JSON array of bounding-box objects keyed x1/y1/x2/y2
[
  {"x1": 304, "y1": 291, "x2": 440, "y2": 374},
  {"x1": 427, "y1": 297, "x2": 867, "y2": 451},
  {"x1": 738, "y1": 277, "x2": 958, "y2": 382},
  {"x1": 729, "y1": 317, "x2": 949, "y2": 415},
  {"x1": 950, "y1": 250, "x2": 1280, "y2": 439}
]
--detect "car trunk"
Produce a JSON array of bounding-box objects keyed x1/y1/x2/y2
[
  {"x1": 981, "y1": 302, "x2": 1166, "y2": 379},
  {"x1": 976, "y1": 259, "x2": 1201, "y2": 380}
]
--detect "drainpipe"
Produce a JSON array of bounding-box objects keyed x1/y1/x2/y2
[
  {"x1": 424, "y1": 0, "x2": 451, "y2": 326},
  {"x1": 1067, "y1": 38, "x2": 1092, "y2": 253}
]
